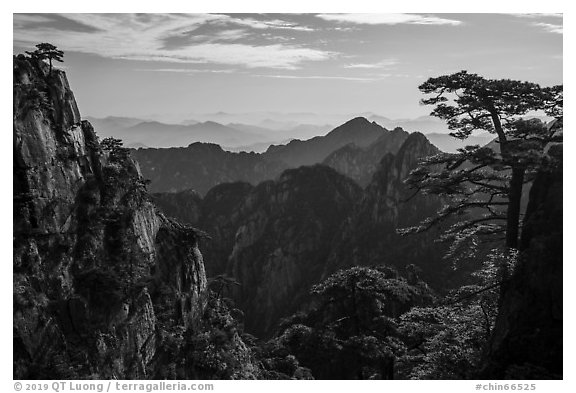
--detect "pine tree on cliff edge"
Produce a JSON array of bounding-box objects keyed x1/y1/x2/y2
[
  {"x1": 400, "y1": 71, "x2": 562, "y2": 251},
  {"x1": 26, "y1": 43, "x2": 64, "y2": 75}
]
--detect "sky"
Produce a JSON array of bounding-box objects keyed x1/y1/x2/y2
[{"x1": 12, "y1": 13, "x2": 563, "y2": 122}]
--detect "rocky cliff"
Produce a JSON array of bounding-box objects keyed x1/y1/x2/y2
[
  {"x1": 197, "y1": 182, "x2": 256, "y2": 277},
  {"x1": 480, "y1": 147, "x2": 562, "y2": 379},
  {"x1": 151, "y1": 183, "x2": 255, "y2": 278},
  {"x1": 151, "y1": 189, "x2": 203, "y2": 225},
  {"x1": 224, "y1": 165, "x2": 363, "y2": 337},
  {"x1": 13, "y1": 54, "x2": 262, "y2": 379},
  {"x1": 324, "y1": 133, "x2": 450, "y2": 288}
]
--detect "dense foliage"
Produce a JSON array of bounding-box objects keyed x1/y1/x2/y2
[{"x1": 261, "y1": 266, "x2": 432, "y2": 379}]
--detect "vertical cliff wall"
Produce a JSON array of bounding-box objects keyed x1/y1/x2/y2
[
  {"x1": 480, "y1": 151, "x2": 563, "y2": 379},
  {"x1": 13, "y1": 54, "x2": 208, "y2": 379},
  {"x1": 224, "y1": 165, "x2": 363, "y2": 336},
  {"x1": 324, "y1": 132, "x2": 449, "y2": 288}
]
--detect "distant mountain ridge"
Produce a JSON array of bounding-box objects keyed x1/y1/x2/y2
[
  {"x1": 87, "y1": 113, "x2": 500, "y2": 154},
  {"x1": 262, "y1": 117, "x2": 388, "y2": 167},
  {"x1": 131, "y1": 142, "x2": 287, "y2": 195},
  {"x1": 367, "y1": 114, "x2": 448, "y2": 134},
  {"x1": 322, "y1": 126, "x2": 410, "y2": 186},
  {"x1": 85, "y1": 115, "x2": 332, "y2": 152},
  {"x1": 89, "y1": 119, "x2": 263, "y2": 148},
  {"x1": 133, "y1": 117, "x2": 405, "y2": 194},
  {"x1": 130, "y1": 115, "x2": 503, "y2": 202},
  {"x1": 425, "y1": 132, "x2": 494, "y2": 153}
]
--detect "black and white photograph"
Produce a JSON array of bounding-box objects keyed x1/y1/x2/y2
[{"x1": 11, "y1": 5, "x2": 566, "y2": 385}]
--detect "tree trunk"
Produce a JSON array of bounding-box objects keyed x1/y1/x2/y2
[
  {"x1": 498, "y1": 166, "x2": 526, "y2": 305},
  {"x1": 506, "y1": 166, "x2": 526, "y2": 249}
]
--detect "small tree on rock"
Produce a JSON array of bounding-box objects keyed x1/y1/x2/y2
[{"x1": 26, "y1": 43, "x2": 64, "y2": 75}]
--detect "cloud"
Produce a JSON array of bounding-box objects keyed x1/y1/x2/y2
[
  {"x1": 136, "y1": 68, "x2": 239, "y2": 74},
  {"x1": 332, "y1": 26, "x2": 359, "y2": 32},
  {"x1": 14, "y1": 13, "x2": 102, "y2": 33},
  {"x1": 13, "y1": 13, "x2": 333, "y2": 69},
  {"x1": 13, "y1": 14, "x2": 53, "y2": 25},
  {"x1": 118, "y1": 43, "x2": 332, "y2": 69},
  {"x1": 511, "y1": 13, "x2": 563, "y2": 18},
  {"x1": 210, "y1": 29, "x2": 249, "y2": 41},
  {"x1": 255, "y1": 74, "x2": 391, "y2": 82},
  {"x1": 316, "y1": 13, "x2": 462, "y2": 26},
  {"x1": 220, "y1": 16, "x2": 314, "y2": 32},
  {"x1": 506, "y1": 14, "x2": 562, "y2": 35},
  {"x1": 534, "y1": 22, "x2": 563, "y2": 34},
  {"x1": 344, "y1": 59, "x2": 398, "y2": 69},
  {"x1": 183, "y1": 29, "x2": 250, "y2": 44}
]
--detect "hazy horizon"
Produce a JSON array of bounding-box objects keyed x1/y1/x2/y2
[
  {"x1": 83, "y1": 110, "x2": 452, "y2": 127},
  {"x1": 13, "y1": 13, "x2": 562, "y2": 122}
]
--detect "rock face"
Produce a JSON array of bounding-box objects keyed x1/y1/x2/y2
[
  {"x1": 225, "y1": 165, "x2": 363, "y2": 337},
  {"x1": 152, "y1": 183, "x2": 256, "y2": 278},
  {"x1": 196, "y1": 182, "x2": 256, "y2": 277},
  {"x1": 13, "y1": 55, "x2": 256, "y2": 379},
  {"x1": 324, "y1": 133, "x2": 450, "y2": 288},
  {"x1": 481, "y1": 160, "x2": 562, "y2": 379},
  {"x1": 132, "y1": 142, "x2": 287, "y2": 195},
  {"x1": 322, "y1": 127, "x2": 409, "y2": 187},
  {"x1": 151, "y1": 189, "x2": 203, "y2": 225}
]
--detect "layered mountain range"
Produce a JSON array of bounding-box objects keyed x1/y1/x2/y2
[
  {"x1": 88, "y1": 112, "x2": 497, "y2": 154},
  {"x1": 133, "y1": 118, "x2": 418, "y2": 195},
  {"x1": 151, "y1": 132, "x2": 449, "y2": 337},
  {"x1": 131, "y1": 113, "x2": 499, "y2": 198},
  {"x1": 86, "y1": 115, "x2": 331, "y2": 151}
]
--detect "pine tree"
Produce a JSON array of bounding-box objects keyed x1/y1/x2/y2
[
  {"x1": 26, "y1": 43, "x2": 64, "y2": 75},
  {"x1": 401, "y1": 71, "x2": 562, "y2": 250}
]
